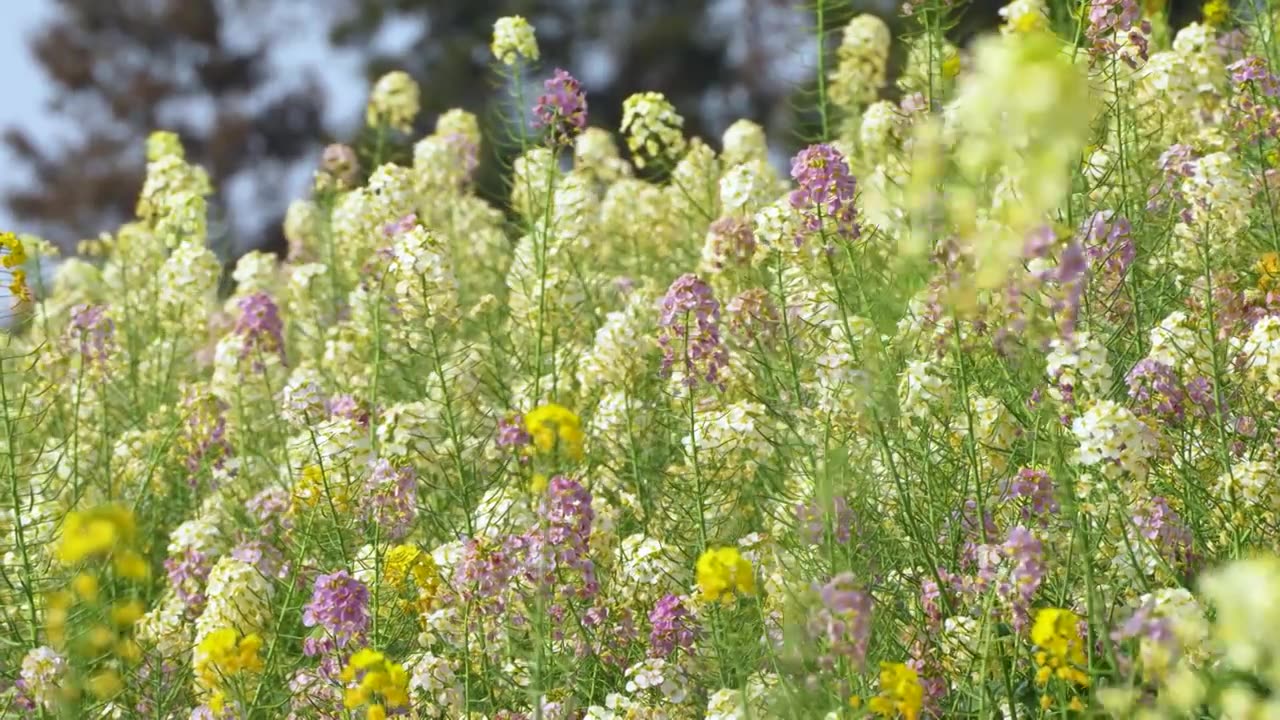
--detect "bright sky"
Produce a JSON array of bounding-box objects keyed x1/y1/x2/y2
[{"x1": 0, "y1": 0, "x2": 56, "y2": 233}]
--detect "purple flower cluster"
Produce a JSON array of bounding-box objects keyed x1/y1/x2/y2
[
  {"x1": 496, "y1": 413, "x2": 532, "y2": 451},
  {"x1": 232, "y1": 540, "x2": 289, "y2": 581},
  {"x1": 1147, "y1": 144, "x2": 1197, "y2": 215},
  {"x1": 1229, "y1": 56, "x2": 1280, "y2": 142},
  {"x1": 648, "y1": 594, "x2": 697, "y2": 659},
  {"x1": 178, "y1": 389, "x2": 231, "y2": 489},
  {"x1": 365, "y1": 459, "x2": 417, "y2": 541},
  {"x1": 233, "y1": 292, "x2": 286, "y2": 363},
  {"x1": 66, "y1": 304, "x2": 114, "y2": 368},
  {"x1": 526, "y1": 476, "x2": 598, "y2": 599},
  {"x1": 657, "y1": 273, "x2": 729, "y2": 389},
  {"x1": 1084, "y1": 0, "x2": 1149, "y2": 67},
  {"x1": 789, "y1": 144, "x2": 861, "y2": 246},
  {"x1": 454, "y1": 538, "x2": 519, "y2": 614},
  {"x1": 302, "y1": 570, "x2": 370, "y2": 650},
  {"x1": 165, "y1": 549, "x2": 213, "y2": 612},
  {"x1": 999, "y1": 526, "x2": 1044, "y2": 631},
  {"x1": 1132, "y1": 496, "x2": 1197, "y2": 572},
  {"x1": 327, "y1": 394, "x2": 370, "y2": 425},
  {"x1": 808, "y1": 572, "x2": 872, "y2": 669},
  {"x1": 1006, "y1": 467, "x2": 1060, "y2": 521},
  {"x1": 533, "y1": 69, "x2": 588, "y2": 143},
  {"x1": 247, "y1": 486, "x2": 293, "y2": 537},
  {"x1": 1127, "y1": 360, "x2": 1217, "y2": 423}
]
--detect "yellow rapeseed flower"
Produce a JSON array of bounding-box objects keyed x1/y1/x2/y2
[
  {"x1": 196, "y1": 628, "x2": 265, "y2": 687},
  {"x1": 524, "y1": 403, "x2": 585, "y2": 461},
  {"x1": 695, "y1": 546, "x2": 755, "y2": 603},
  {"x1": 341, "y1": 648, "x2": 410, "y2": 715},
  {"x1": 1202, "y1": 0, "x2": 1229, "y2": 26},
  {"x1": 1258, "y1": 252, "x2": 1280, "y2": 291},
  {"x1": 55, "y1": 504, "x2": 136, "y2": 565},
  {"x1": 868, "y1": 662, "x2": 924, "y2": 719}
]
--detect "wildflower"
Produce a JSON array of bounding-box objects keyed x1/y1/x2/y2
[
  {"x1": 789, "y1": 143, "x2": 860, "y2": 246},
  {"x1": 366, "y1": 70, "x2": 420, "y2": 133},
  {"x1": 533, "y1": 68, "x2": 587, "y2": 143},
  {"x1": 868, "y1": 662, "x2": 924, "y2": 719},
  {"x1": 1258, "y1": 252, "x2": 1280, "y2": 290},
  {"x1": 695, "y1": 546, "x2": 754, "y2": 603},
  {"x1": 523, "y1": 403, "x2": 586, "y2": 461},
  {"x1": 620, "y1": 92, "x2": 686, "y2": 168},
  {"x1": 320, "y1": 143, "x2": 360, "y2": 188},
  {"x1": 657, "y1": 273, "x2": 729, "y2": 389},
  {"x1": 491, "y1": 16, "x2": 539, "y2": 66},
  {"x1": 1202, "y1": 0, "x2": 1229, "y2": 26},
  {"x1": 1031, "y1": 608, "x2": 1090, "y2": 686},
  {"x1": 341, "y1": 648, "x2": 411, "y2": 719},
  {"x1": 366, "y1": 460, "x2": 417, "y2": 541},
  {"x1": 649, "y1": 594, "x2": 697, "y2": 658},
  {"x1": 810, "y1": 573, "x2": 872, "y2": 668},
  {"x1": 17, "y1": 646, "x2": 66, "y2": 712},
  {"x1": 232, "y1": 292, "x2": 286, "y2": 361},
  {"x1": 828, "y1": 14, "x2": 892, "y2": 109},
  {"x1": 195, "y1": 628, "x2": 264, "y2": 686},
  {"x1": 2, "y1": 231, "x2": 31, "y2": 303},
  {"x1": 55, "y1": 504, "x2": 136, "y2": 565},
  {"x1": 302, "y1": 570, "x2": 371, "y2": 649}
]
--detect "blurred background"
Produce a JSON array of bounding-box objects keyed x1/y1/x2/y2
[{"x1": 0, "y1": 0, "x2": 912, "y2": 261}]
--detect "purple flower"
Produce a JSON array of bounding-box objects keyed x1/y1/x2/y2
[
  {"x1": 1001, "y1": 526, "x2": 1044, "y2": 631},
  {"x1": 327, "y1": 394, "x2": 370, "y2": 425},
  {"x1": 657, "y1": 273, "x2": 728, "y2": 388},
  {"x1": 66, "y1": 304, "x2": 114, "y2": 367},
  {"x1": 533, "y1": 69, "x2": 588, "y2": 143},
  {"x1": 1230, "y1": 56, "x2": 1280, "y2": 97},
  {"x1": 366, "y1": 459, "x2": 417, "y2": 541},
  {"x1": 165, "y1": 549, "x2": 213, "y2": 612},
  {"x1": 1007, "y1": 467, "x2": 1060, "y2": 520},
  {"x1": 526, "y1": 476, "x2": 598, "y2": 599},
  {"x1": 302, "y1": 570, "x2": 370, "y2": 650},
  {"x1": 1085, "y1": 0, "x2": 1149, "y2": 66},
  {"x1": 1127, "y1": 359, "x2": 1186, "y2": 421},
  {"x1": 496, "y1": 413, "x2": 533, "y2": 450},
  {"x1": 809, "y1": 572, "x2": 871, "y2": 670},
  {"x1": 648, "y1": 594, "x2": 697, "y2": 658},
  {"x1": 232, "y1": 541, "x2": 288, "y2": 581},
  {"x1": 233, "y1": 292, "x2": 286, "y2": 363},
  {"x1": 247, "y1": 486, "x2": 292, "y2": 536},
  {"x1": 1132, "y1": 496, "x2": 1196, "y2": 572},
  {"x1": 789, "y1": 144, "x2": 860, "y2": 246},
  {"x1": 177, "y1": 389, "x2": 231, "y2": 489}
]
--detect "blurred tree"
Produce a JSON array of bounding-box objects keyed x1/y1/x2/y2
[
  {"x1": 5, "y1": 0, "x2": 1219, "y2": 258},
  {"x1": 4, "y1": 0, "x2": 326, "y2": 257}
]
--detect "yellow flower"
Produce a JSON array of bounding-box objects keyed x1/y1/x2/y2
[
  {"x1": 1202, "y1": 0, "x2": 1229, "y2": 26},
  {"x1": 56, "y1": 504, "x2": 136, "y2": 565},
  {"x1": 72, "y1": 573, "x2": 100, "y2": 601},
  {"x1": 196, "y1": 628, "x2": 265, "y2": 687},
  {"x1": 88, "y1": 669, "x2": 123, "y2": 699},
  {"x1": 383, "y1": 544, "x2": 437, "y2": 593},
  {"x1": 529, "y1": 472, "x2": 549, "y2": 494},
  {"x1": 0, "y1": 232, "x2": 26, "y2": 268},
  {"x1": 524, "y1": 403, "x2": 585, "y2": 461},
  {"x1": 1258, "y1": 252, "x2": 1280, "y2": 291},
  {"x1": 341, "y1": 648, "x2": 410, "y2": 713},
  {"x1": 868, "y1": 662, "x2": 924, "y2": 719},
  {"x1": 695, "y1": 546, "x2": 755, "y2": 603},
  {"x1": 1031, "y1": 608, "x2": 1087, "y2": 667}
]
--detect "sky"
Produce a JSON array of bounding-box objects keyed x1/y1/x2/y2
[
  {"x1": 0, "y1": 0, "x2": 379, "y2": 240},
  {"x1": 0, "y1": 0, "x2": 56, "y2": 233}
]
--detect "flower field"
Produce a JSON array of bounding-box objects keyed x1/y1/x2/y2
[{"x1": 5, "y1": 2, "x2": 1280, "y2": 718}]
